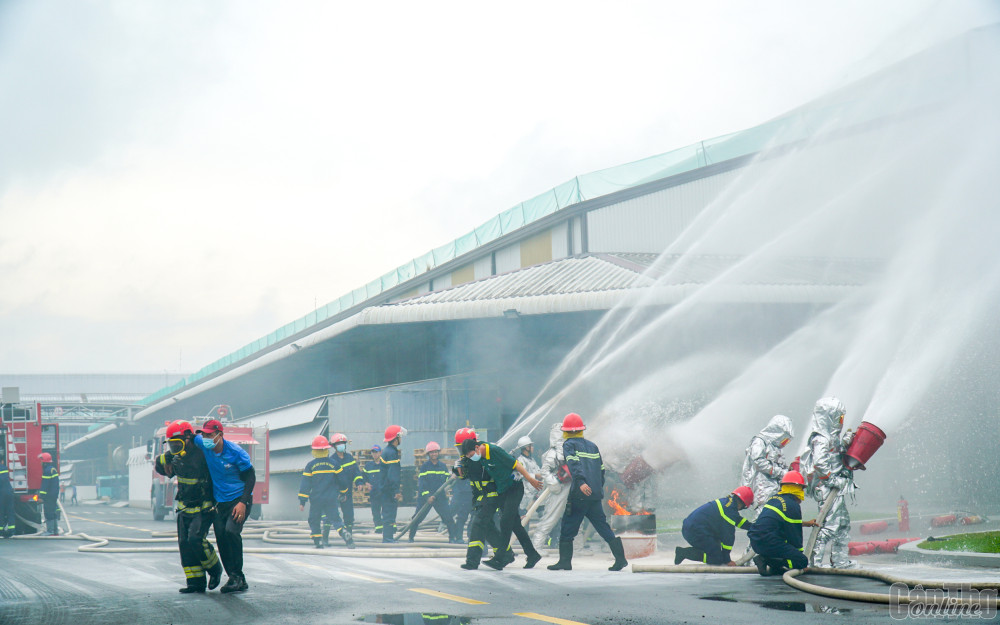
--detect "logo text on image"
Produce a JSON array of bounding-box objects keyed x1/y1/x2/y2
[{"x1": 889, "y1": 583, "x2": 998, "y2": 620}]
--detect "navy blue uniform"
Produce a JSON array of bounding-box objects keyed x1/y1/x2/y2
[
  {"x1": 450, "y1": 476, "x2": 473, "y2": 541},
  {"x1": 299, "y1": 456, "x2": 343, "y2": 539},
  {"x1": 331, "y1": 451, "x2": 366, "y2": 531},
  {"x1": 379, "y1": 443, "x2": 401, "y2": 541},
  {"x1": 408, "y1": 458, "x2": 457, "y2": 541},
  {"x1": 680, "y1": 495, "x2": 749, "y2": 565},
  {"x1": 747, "y1": 492, "x2": 809, "y2": 572},
  {"x1": 559, "y1": 437, "x2": 615, "y2": 544},
  {"x1": 39, "y1": 462, "x2": 59, "y2": 534},
  {"x1": 0, "y1": 462, "x2": 15, "y2": 537},
  {"x1": 363, "y1": 458, "x2": 384, "y2": 533}
]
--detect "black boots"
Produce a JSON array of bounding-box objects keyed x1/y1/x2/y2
[
  {"x1": 608, "y1": 537, "x2": 628, "y2": 571},
  {"x1": 547, "y1": 541, "x2": 573, "y2": 571},
  {"x1": 207, "y1": 563, "x2": 223, "y2": 590},
  {"x1": 220, "y1": 574, "x2": 248, "y2": 593},
  {"x1": 461, "y1": 545, "x2": 483, "y2": 570},
  {"x1": 338, "y1": 527, "x2": 355, "y2": 549},
  {"x1": 322, "y1": 525, "x2": 331, "y2": 548},
  {"x1": 674, "y1": 546, "x2": 700, "y2": 565},
  {"x1": 523, "y1": 548, "x2": 542, "y2": 569}
]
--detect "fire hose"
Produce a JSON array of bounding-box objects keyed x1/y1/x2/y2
[{"x1": 394, "y1": 476, "x2": 455, "y2": 540}]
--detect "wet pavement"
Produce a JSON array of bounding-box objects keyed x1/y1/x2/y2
[{"x1": 0, "y1": 506, "x2": 994, "y2": 624}]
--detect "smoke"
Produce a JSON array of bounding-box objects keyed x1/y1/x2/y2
[{"x1": 502, "y1": 22, "x2": 1000, "y2": 510}]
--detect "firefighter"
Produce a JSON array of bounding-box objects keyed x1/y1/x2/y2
[
  {"x1": 379, "y1": 425, "x2": 405, "y2": 543},
  {"x1": 512, "y1": 435, "x2": 542, "y2": 516},
  {"x1": 532, "y1": 423, "x2": 570, "y2": 552},
  {"x1": 740, "y1": 415, "x2": 794, "y2": 515},
  {"x1": 547, "y1": 413, "x2": 628, "y2": 572},
  {"x1": 449, "y1": 466, "x2": 473, "y2": 543},
  {"x1": 675, "y1": 486, "x2": 753, "y2": 566},
  {"x1": 364, "y1": 445, "x2": 384, "y2": 535},
  {"x1": 747, "y1": 470, "x2": 815, "y2": 576},
  {"x1": 38, "y1": 452, "x2": 59, "y2": 536},
  {"x1": 155, "y1": 420, "x2": 224, "y2": 593},
  {"x1": 452, "y1": 427, "x2": 505, "y2": 568},
  {"x1": 408, "y1": 441, "x2": 459, "y2": 543},
  {"x1": 0, "y1": 460, "x2": 15, "y2": 538},
  {"x1": 802, "y1": 396, "x2": 856, "y2": 568},
  {"x1": 459, "y1": 435, "x2": 543, "y2": 571},
  {"x1": 299, "y1": 435, "x2": 350, "y2": 548},
  {"x1": 330, "y1": 432, "x2": 363, "y2": 546}
]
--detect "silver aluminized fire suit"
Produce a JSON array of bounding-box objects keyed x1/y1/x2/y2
[
  {"x1": 802, "y1": 397, "x2": 855, "y2": 568},
  {"x1": 511, "y1": 436, "x2": 542, "y2": 514},
  {"x1": 531, "y1": 424, "x2": 571, "y2": 551},
  {"x1": 739, "y1": 415, "x2": 794, "y2": 517}
]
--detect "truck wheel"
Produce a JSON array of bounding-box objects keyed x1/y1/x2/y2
[{"x1": 14, "y1": 501, "x2": 42, "y2": 535}]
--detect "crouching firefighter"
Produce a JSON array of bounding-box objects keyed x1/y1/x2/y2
[
  {"x1": 154, "y1": 420, "x2": 224, "y2": 593},
  {"x1": 675, "y1": 486, "x2": 753, "y2": 566},
  {"x1": 747, "y1": 470, "x2": 815, "y2": 576},
  {"x1": 299, "y1": 435, "x2": 353, "y2": 548}
]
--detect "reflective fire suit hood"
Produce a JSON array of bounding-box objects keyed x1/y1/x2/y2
[
  {"x1": 740, "y1": 415, "x2": 794, "y2": 509},
  {"x1": 806, "y1": 397, "x2": 845, "y2": 440}
]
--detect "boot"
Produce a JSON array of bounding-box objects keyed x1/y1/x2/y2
[
  {"x1": 523, "y1": 545, "x2": 542, "y2": 569},
  {"x1": 179, "y1": 577, "x2": 206, "y2": 594},
  {"x1": 339, "y1": 527, "x2": 355, "y2": 549},
  {"x1": 220, "y1": 574, "x2": 247, "y2": 594},
  {"x1": 207, "y1": 562, "x2": 223, "y2": 590},
  {"x1": 674, "y1": 546, "x2": 701, "y2": 565},
  {"x1": 47, "y1": 519, "x2": 59, "y2": 536},
  {"x1": 547, "y1": 541, "x2": 573, "y2": 571},
  {"x1": 461, "y1": 545, "x2": 483, "y2": 570},
  {"x1": 322, "y1": 525, "x2": 331, "y2": 548},
  {"x1": 752, "y1": 555, "x2": 770, "y2": 576},
  {"x1": 483, "y1": 546, "x2": 511, "y2": 571},
  {"x1": 608, "y1": 537, "x2": 628, "y2": 571}
]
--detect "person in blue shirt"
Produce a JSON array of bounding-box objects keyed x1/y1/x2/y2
[
  {"x1": 407, "y1": 441, "x2": 459, "y2": 543},
  {"x1": 196, "y1": 419, "x2": 255, "y2": 593},
  {"x1": 363, "y1": 445, "x2": 384, "y2": 534},
  {"x1": 0, "y1": 461, "x2": 15, "y2": 538},
  {"x1": 747, "y1": 470, "x2": 816, "y2": 576},
  {"x1": 379, "y1": 425, "x2": 404, "y2": 543},
  {"x1": 675, "y1": 486, "x2": 753, "y2": 566},
  {"x1": 547, "y1": 413, "x2": 628, "y2": 572}
]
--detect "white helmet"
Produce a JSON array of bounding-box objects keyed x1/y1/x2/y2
[{"x1": 517, "y1": 435, "x2": 533, "y2": 449}]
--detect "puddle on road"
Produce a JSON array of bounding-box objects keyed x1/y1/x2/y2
[
  {"x1": 356, "y1": 614, "x2": 472, "y2": 624},
  {"x1": 699, "y1": 595, "x2": 866, "y2": 615}
]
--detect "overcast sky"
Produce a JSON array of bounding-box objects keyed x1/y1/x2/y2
[{"x1": 0, "y1": 1, "x2": 992, "y2": 374}]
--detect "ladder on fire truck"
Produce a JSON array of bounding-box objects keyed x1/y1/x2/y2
[{"x1": 2, "y1": 409, "x2": 31, "y2": 494}]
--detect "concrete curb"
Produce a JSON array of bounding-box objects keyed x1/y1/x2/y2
[{"x1": 898, "y1": 532, "x2": 1000, "y2": 567}]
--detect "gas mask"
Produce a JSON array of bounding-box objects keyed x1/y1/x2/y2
[{"x1": 167, "y1": 438, "x2": 186, "y2": 456}]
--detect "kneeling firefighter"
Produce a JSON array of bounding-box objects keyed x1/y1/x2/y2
[
  {"x1": 747, "y1": 470, "x2": 815, "y2": 576},
  {"x1": 154, "y1": 420, "x2": 224, "y2": 593},
  {"x1": 675, "y1": 486, "x2": 753, "y2": 566}
]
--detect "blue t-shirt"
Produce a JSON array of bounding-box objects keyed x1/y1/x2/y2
[{"x1": 195, "y1": 434, "x2": 253, "y2": 504}]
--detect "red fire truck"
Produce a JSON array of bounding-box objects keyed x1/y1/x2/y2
[
  {"x1": 1, "y1": 402, "x2": 59, "y2": 534},
  {"x1": 149, "y1": 404, "x2": 269, "y2": 521}
]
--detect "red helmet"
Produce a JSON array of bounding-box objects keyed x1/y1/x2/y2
[
  {"x1": 781, "y1": 470, "x2": 806, "y2": 486},
  {"x1": 166, "y1": 420, "x2": 195, "y2": 439},
  {"x1": 425, "y1": 441, "x2": 441, "y2": 453},
  {"x1": 329, "y1": 433, "x2": 348, "y2": 445},
  {"x1": 561, "y1": 413, "x2": 586, "y2": 432},
  {"x1": 384, "y1": 425, "x2": 406, "y2": 443},
  {"x1": 454, "y1": 427, "x2": 477, "y2": 445},
  {"x1": 311, "y1": 435, "x2": 331, "y2": 450},
  {"x1": 38, "y1": 452, "x2": 52, "y2": 463},
  {"x1": 731, "y1": 486, "x2": 754, "y2": 506}
]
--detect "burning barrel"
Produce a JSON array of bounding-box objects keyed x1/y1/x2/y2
[{"x1": 607, "y1": 490, "x2": 656, "y2": 559}]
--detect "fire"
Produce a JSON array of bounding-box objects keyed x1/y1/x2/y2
[{"x1": 608, "y1": 489, "x2": 652, "y2": 516}]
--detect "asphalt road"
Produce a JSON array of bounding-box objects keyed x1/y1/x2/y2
[{"x1": 0, "y1": 506, "x2": 988, "y2": 625}]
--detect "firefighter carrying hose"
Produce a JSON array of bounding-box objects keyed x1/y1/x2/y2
[
  {"x1": 675, "y1": 486, "x2": 754, "y2": 566},
  {"x1": 747, "y1": 470, "x2": 816, "y2": 576},
  {"x1": 408, "y1": 441, "x2": 460, "y2": 543},
  {"x1": 299, "y1": 435, "x2": 353, "y2": 548},
  {"x1": 154, "y1": 420, "x2": 224, "y2": 593},
  {"x1": 38, "y1": 452, "x2": 59, "y2": 536}
]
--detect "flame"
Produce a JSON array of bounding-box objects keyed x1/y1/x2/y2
[{"x1": 608, "y1": 489, "x2": 652, "y2": 516}]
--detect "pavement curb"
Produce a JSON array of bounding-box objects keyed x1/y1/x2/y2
[{"x1": 898, "y1": 532, "x2": 1000, "y2": 567}]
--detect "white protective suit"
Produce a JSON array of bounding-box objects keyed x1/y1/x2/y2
[
  {"x1": 512, "y1": 436, "x2": 542, "y2": 513},
  {"x1": 531, "y1": 424, "x2": 571, "y2": 551},
  {"x1": 739, "y1": 414, "x2": 794, "y2": 517},
  {"x1": 802, "y1": 397, "x2": 856, "y2": 568}
]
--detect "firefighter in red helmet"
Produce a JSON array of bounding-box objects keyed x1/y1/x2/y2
[
  {"x1": 154, "y1": 420, "x2": 224, "y2": 593},
  {"x1": 675, "y1": 486, "x2": 753, "y2": 565},
  {"x1": 747, "y1": 471, "x2": 817, "y2": 576},
  {"x1": 38, "y1": 452, "x2": 60, "y2": 536},
  {"x1": 378, "y1": 425, "x2": 406, "y2": 542}
]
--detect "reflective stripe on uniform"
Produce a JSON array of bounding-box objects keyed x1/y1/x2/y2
[
  {"x1": 468, "y1": 540, "x2": 484, "y2": 549},
  {"x1": 763, "y1": 504, "x2": 801, "y2": 524}
]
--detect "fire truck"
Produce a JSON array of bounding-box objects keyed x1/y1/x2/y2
[
  {"x1": 150, "y1": 404, "x2": 269, "y2": 521},
  {"x1": 0, "y1": 402, "x2": 59, "y2": 534}
]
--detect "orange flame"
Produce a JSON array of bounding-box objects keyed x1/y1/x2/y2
[{"x1": 608, "y1": 489, "x2": 652, "y2": 516}]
